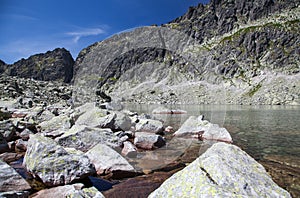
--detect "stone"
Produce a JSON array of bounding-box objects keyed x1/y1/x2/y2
[
  {"x1": 56, "y1": 125, "x2": 122, "y2": 151},
  {"x1": 85, "y1": 144, "x2": 135, "y2": 176},
  {"x1": 0, "y1": 109, "x2": 11, "y2": 120},
  {"x1": 0, "y1": 159, "x2": 31, "y2": 195},
  {"x1": 18, "y1": 128, "x2": 33, "y2": 141},
  {"x1": 0, "y1": 133, "x2": 9, "y2": 154},
  {"x1": 174, "y1": 115, "x2": 232, "y2": 142},
  {"x1": 134, "y1": 132, "x2": 166, "y2": 150},
  {"x1": 38, "y1": 114, "x2": 72, "y2": 137},
  {"x1": 148, "y1": 142, "x2": 291, "y2": 198},
  {"x1": 15, "y1": 139, "x2": 28, "y2": 152},
  {"x1": 164, "y1": 126, "x2": 174, "y2": 133},
  {"x1": 23, "y1": 134, "x2": 95, "y2": 186},
  {"x1": 0, "y1": 120, "x2": 16, "y2": 142},
  {"x1": 122, "y1": 141, "x2": 138, "y2": 158},
  {"x1": 0, "y1": 152, "x2": 23, "y2": 163},
  {"x1": 135, "y1": 119, "x2": 164, "y2": 134},
  {"x1": 30, "y1": 183, "x2": 105, "y2": 198},
  {"x1": 75, "y1": 107, "x2": 109, "y2": 128}
]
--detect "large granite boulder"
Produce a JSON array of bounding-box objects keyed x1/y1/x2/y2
[
  {"x1": 85, "y1": 144, "x2": 135, "y2": 176},
  {"x1": 0, "y1": 159, "x2": 31, "y2": 197},
  {"x1": 174, "y1": 115, "x2": 232, "y2": 142},
  {"x1": 38, "y1": 114, "x2": 73, "y2": 137},
  {"x1": 23, "y1": 134, "x2": 95, "y2": 186},
  {"x1": 56, "y1": 125, "x2": 122, "y2": 151},
  {"x1": 31, "y1": 183, "x2": 104, "y2": 198},
  {"x1": 148, "y1": 142, "x2": 291, "y2": 197},
  {"x1": 75, "y1": 107, "x2": 132, "y2": 132}
]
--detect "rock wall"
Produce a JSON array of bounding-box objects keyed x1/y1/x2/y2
[{"x1": 73, "y1": 0, "x2": 300, "y2": 105}]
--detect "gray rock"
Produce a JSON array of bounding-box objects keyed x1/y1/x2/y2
[
  {"x1": 15, "y1": 139, "x2": 28, "y2": 152},
  {"x1": 0, "y1": 152, "x2": 23, "y2": 163},
  {"x1": 38, "y1": 114, "x2": 72, "y2": 137},
  {"x1": 56, "y1": 125, "x2": 122, "y2": 151},
  {"x1": 0, "y1": 159, "x2": 31, "y2": 195},
  {"x1": 23, "y1": 134, "x2": 95, "y2": 186},
  {"x1": 31, "y1": 183, "x2": 105, "y2": 198},
  {"x1": 174, "y1": 115, "x2": 232, "y2": 142},
  {"x1": 18, "y1": 128, "x2": 33, "y2": 141},
  {"x1": 0, "y1": 133, "x2": 9, "y2": 154},
  {"x1": 135, "y1": 119, "x2": 164, "y2": 134},
  {"x1": 85, "y1": 144, "x2": 135, "y2": 175},
  {"x1": 122, "y1": 141, "x2": 138, "y2": 158},
  {"x1": 148, "y1": 142, "x2": 291, "y2": 198},
  {"x1": 0, "y1": 120, "x2": 16, "y2": 142},
  {"x1": 134, "y1": 132, "x2": 166, "y2": 150},
  {"x1": 75, "y1": 107, "x2": 112, "y2": 127}
]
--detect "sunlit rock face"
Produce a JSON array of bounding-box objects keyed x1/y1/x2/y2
[
  {"x1": 73, "y1": 0, "x2": 299, "y2": 105},
  {"x1": 148, "y1": 142, "x2": 292, "y2": 198}
]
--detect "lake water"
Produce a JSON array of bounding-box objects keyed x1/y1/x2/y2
[{"x1": 124, "y1": 104, "x2": 300, "y2": 163}]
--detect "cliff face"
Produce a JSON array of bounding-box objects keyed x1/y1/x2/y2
[
  {"x1": 1, "y1": 48, "x2": 74, "y2": 83},
  {"x1": 73, "y1": 0, "x2": 300, "y2": 105}
]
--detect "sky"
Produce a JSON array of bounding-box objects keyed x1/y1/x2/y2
[{"x1": 0, "y1": 0, "x2": 209, "y2": 64}]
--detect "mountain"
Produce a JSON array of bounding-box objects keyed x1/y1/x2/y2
[
  {"x1": 72, "y1": 0, "x2": 299, "y2": 105},
  {"x1": 1, "y1": 48, "x2": 74, "y2": 83}
]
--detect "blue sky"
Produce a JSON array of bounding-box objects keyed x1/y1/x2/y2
[{"x1": 0, "y1": 0, "x2": 209, "y2": 64}]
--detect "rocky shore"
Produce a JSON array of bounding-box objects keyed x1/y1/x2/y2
[{"x1": 0, "y1": 75, "x2": 296, "y2": 197}]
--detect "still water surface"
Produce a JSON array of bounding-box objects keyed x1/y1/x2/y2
[{"x1": 125, "y1": 104, "x2": 300, "y2": 161}]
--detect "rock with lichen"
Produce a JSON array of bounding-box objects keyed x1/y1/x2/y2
[{"x1": 148, "y1": 142, "x2": 291, "y2": 198}]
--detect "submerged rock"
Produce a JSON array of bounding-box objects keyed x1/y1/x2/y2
[
  {"x1": 148, "y1": 142, "x2": 291, "y2": 197},
  {"x1": 152, "y1": 106, "x2": 187, "y2": 114},
  {"x1": 0, "y1": 159, "x2": 31, "y2": 197},
  {"x1": 23, "y1": 134, "x2": 95, "y2": 186},
  {"x1": 85, "y1": 144, "x2": 135, "y2": 176},
  {"x1": 174, "y1": 115, "x2": 232, "y2": 142}
]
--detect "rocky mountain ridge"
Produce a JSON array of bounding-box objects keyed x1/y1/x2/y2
[
  {"x1": 73, "y1": 0, "x2": 300, "y2": 105},
  {"x1": 0, "y1": 48, "x2": 74, "y2": 83}
]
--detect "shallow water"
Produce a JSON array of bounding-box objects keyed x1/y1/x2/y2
[{"x1": 125, "y1": 104, "x2": 300, "y2": 162}]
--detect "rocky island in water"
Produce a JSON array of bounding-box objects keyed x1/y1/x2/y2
[{"x1": 0, "y1": 0, "x2": 299, "y2": 197}]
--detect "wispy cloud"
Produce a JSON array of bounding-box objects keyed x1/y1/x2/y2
[{"x1": 66, "y1": 27, "x2": 106, "y2": 43}]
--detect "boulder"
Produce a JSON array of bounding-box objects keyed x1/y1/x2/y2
[
  {"x1": 76, "y1": 108, "x2": 132, "y2": 132},
  {"x1": 85, "y1": 144, "x2": 135, "y2": 176},
  {"x1": 134, "y1": 132, "x2": 166, "y2": 150},
  {"x1": 135, "y1": 119, "x2": 164, "y2": 134},
  {"x1": 31, "y1": 183, "x2": 105, "y2": 198},
  {"x1": 15, "y1": 139, "x2": 28, "y2": 152},
  {"x1": 75, "y1": 107, "x2": 108, "y2": 127},
  {"x1": 122, "y1": 141, "x2": 138, "y2": 158},
  {"x1": 0, "y1": 152, "x2": 23, "y2": 163},
  {"x1": 38, "y1": 114, "x2": 72, "y2": 137},
  {"x1": 148, "y1": 142, "x2": 291, "y2": 198},
  {"x1": 174, "y1": 115, "x2": 232, "y2": 142},
  {"x1": 0, "y1": 159, "x2": 31, "y2": 196},
  {"x1": 56, "y1": 125, "x2": 122, "y2": 151},
  {"x1": 0, "y1": 133, "x2": 9, "y2": 154},
  {"x1": 0, "y1": 120, "x2": 16, "y2": 141},
  {"x1": 23, "y1": 134, "x2": 95, "y2": 186}
]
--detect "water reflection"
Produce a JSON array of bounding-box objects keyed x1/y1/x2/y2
[{"x1": 125, "y1": 104, "x2": 300, "y2": 161}]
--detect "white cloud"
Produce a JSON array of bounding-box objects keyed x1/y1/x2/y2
[{"x1": 66, "y1": 27, "x2": 106, "y2": 43}]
